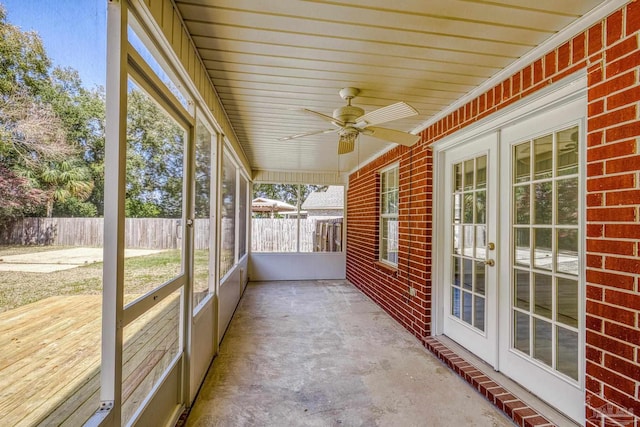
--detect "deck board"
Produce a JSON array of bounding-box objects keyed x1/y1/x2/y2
[{"x1": 0, "y1": 294, "x2": 180, "y2": 426}]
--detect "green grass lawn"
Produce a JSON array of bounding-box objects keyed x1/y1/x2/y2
[{"x1": 0, "y1": 246, "x2": 211, "y2": 313}]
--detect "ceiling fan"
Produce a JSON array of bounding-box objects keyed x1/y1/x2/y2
[{"x1": 279, "y1": 87, "x2": 420, "y2": 154}]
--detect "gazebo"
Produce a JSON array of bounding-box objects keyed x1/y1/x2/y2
[{"x1": 251, "y1": 197, "x2": 297, "y2": 218}]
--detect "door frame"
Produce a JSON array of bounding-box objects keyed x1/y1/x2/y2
[
  {"x1": 496, "y1": 98, "x2": 587, "y2": 423},
  {"x1": 432, "y1": 72, "x2": 587, "y2": 419}
]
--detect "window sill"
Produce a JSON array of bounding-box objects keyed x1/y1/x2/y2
[{"x1": 374, "y1": 261, "x2": 398, "y2": 275}]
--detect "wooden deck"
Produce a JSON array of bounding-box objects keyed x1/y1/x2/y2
[{"x1": 0, "y1": 294, "x2": 179, "y2": 426}]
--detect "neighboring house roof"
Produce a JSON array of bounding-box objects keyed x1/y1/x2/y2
[
  {"x1": 301, "y1": 186, "x2": 344, "y2": 210},
  {"x1": 251, "y1": 197, "x2": 297, "y2": 212}
]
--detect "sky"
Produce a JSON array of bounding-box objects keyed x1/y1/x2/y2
[{"x1": 2, "y1": 0, "x2": 107, "y2": 89}]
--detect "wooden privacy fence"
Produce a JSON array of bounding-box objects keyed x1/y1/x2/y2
[
  {"x1": 0, "y1": 217, "x2": 191, "y2": 249},
  {"x1": 1, "y1": 217, "x2": 104, "y2": 247},
  {"x1": 1, "y1": 217, "x2": 342, "y2": 252},
  {"x1": 251, "y1": 217, "x2": 342, "y2": 252},
  {"x1": 313, "y1": 218, "x2": 342, "y2": 252}
]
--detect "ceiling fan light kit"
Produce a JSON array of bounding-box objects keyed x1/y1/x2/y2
[{"x1": 279, "y1": 87, "x2": 420, "y2": 154}]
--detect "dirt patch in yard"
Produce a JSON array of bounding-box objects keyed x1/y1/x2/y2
[{"x1": 0, "y1": 247, "x2": 163, "y2": 272}]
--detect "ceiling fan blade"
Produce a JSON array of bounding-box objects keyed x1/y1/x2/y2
[
  {"x1": 362, "y1": 126, "x2": 421, "y2": 146},
  {"x1": 277, "y1": 128, "x2": 337, "y2": 141},
  {"x1": 354, "y1": 102, "x2": 418, "y2": 127},
  {"x1": 302, "y1": 108, "x2": 344, "y2": 127}
]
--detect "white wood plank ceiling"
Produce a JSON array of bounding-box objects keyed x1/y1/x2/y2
[{"x1": 174, "y1": 0, "x2": 607, "y2": 179}]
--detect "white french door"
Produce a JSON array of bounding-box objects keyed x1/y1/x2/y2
[
  {"x1": 437, "y1": 92, "x2": 586, "y2": 424},
  {"x1": 442, "y1": 132, "x2": 499, "y2": 366},
  {"x1": 498, "y1": 99, "x2": 585, "y2": 423}
]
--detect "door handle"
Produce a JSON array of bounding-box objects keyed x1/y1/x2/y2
[{"x1": 484, "y1": 242, "x2": 496, "y2": 266}]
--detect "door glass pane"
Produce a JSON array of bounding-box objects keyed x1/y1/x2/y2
[
  {"x1": 453, "y1": 225, "x2": 462, "y2": 255},
  {"x1": 463, "y1": 225, "x2": 474, "y2": 257},
  {"x1": 463, "y1": 258, "x2": 473, "y2": 290},
  {"x1": 514, "y1": 185, "x2": 530, "y2": 224},
  {"x1": 533, "y1": 318, "x2": 553, "y2": 366},
  {"x1": 475, "y1": 261, "x2": 486, "y2": 295},
  {"x1": 464, "y1": 159, "x2": 474, "y2": 190},
  {"x1": 474, "y1": 296, "x2": 485, "y2": 331},
  {"x1": 533, "y1": 273, "x2": 553, "y2": 319},
  {"x1": 514, "y1": 228, "x2": 530, "y2": 267},
  {"x1": 557, "y1": 178, "x2": 578, "y2": 225},
  {"x1": 475, "y1": 226, "x2": 487, "y2": 260},
  {"x1": 556, "y1": 127, "x2": 579, "y2": 176},
  {"x1": 514, "y1": 311, "x2": 530, "y2": 355},
  {"x1": 557, "y1": 278, "x2": 578, "y2": 328},
  {"x1": 452, "y1": 256, "x2": 461, "y2": 288},
  {"x1": 476, "y1": 155, "x2": 487, "y2": 189},
  {"x1": 534, "y1": 135, "x2": 553, "y2": 179},
  {"x1": 533, "y1": 182, "x2": 552, "y2": 224},
  {"x1": 193, "y1": 119, "x2": 212, "y2": 311},
  {"x1": 557, "y1": 327, "x2": 579, "y2": 380},
  {"x1": 557, "y1": 229, "x2": 578, "y2": 275},
  {"x1": 511, "y1": 126, "x2": 581, "y2": 383},
  {"x1": 454, "y1": 163, "x2": 462, "y2": 191},
  {"x1": 476, "y1": 191, "x2": 486, "y2": 224},
  {"x1": 514, "y1": 142, "x2": 530, "y2": 183},
  {"x1": 462, "y1": 291, "x2": 473, "y2": 323},
  {"x1": 514, "y1": 269, "x2": 530, "y2": 310},
  {"x1": 453, "y1": 194, "x2": 462, "y2": 223},
  {"x1": 534, "y1": 228, "x2": 552, "y2": 270},
  {"x1": 452, "y1": 287, "x2": 461, "y2": 318},
  {"x1": 463, "y1": 194, "x2": 474, "y2": 223}
]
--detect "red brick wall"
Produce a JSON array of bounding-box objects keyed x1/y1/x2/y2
[
  {"x1": 346, "y1": 146, "x2": 432, "y2": 341},
  {"x1": 584, "y1": 2, "x2": 640, "y2": 425},
  {"x1": 346, "y1": 1, "x2": 639, "y2": 424}
]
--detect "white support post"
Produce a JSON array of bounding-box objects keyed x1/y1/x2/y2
[
  {"x1": 210, "y1": 131, "x2": 220, "y2": 355},
  {"x1": 214, "y1": 134, "x2": 223, "y2": 346},
  {"x1": 182, "y1": 121, "x2": 195, "y2": 407},
  {"x1": 96, "y1": 0, "x2": 128, "y2": 424}
]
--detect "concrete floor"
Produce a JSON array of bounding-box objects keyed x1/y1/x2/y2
[{"x1": 185, "y1": 280, "x2": 514, "y2": 427}]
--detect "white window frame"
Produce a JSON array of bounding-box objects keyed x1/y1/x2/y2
[{"x1": 379, "y1": 164, "x2": 399, "y2": 266}]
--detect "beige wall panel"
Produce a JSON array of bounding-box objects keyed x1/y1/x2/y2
[
  {"x1": 161, "y1": 1, "x2": 173, "y2": 41},
  {"x1": 172, "y1": 10, "x2": 182, "y2": 56},
  {"x1": 148, "y1": 0, "x2": 162, "y2": 25}
]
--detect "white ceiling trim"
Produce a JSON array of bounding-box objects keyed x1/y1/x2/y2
[
  {"x1": 410, "y1": 0, "x2": 629, "y2": 135},
  {"x1": 253, "y1": 169, "x2": 347, "y2": 185}
]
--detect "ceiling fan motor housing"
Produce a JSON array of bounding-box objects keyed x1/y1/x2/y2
[{"x1": 333, "y1": 105, "x2": 364, "y2": 124}]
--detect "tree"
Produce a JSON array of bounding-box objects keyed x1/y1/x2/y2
[
  {"x1": 0, "y1": 7, "x2": 103, "y2": 219},
  {"x1": 252, "y1": 183, "x2": 326, "y2": 218},
  {"x1": 39, "y1": 158, "x2": 94, "y2": 217},
  {"x1": 0, "y1": 164, "x2": 45, "y2": 219},
  {"x1": 0, "y1": 5, "x2": 50, "y2": 97},
  {"x1": 125, "y1": 88, "x2": 184, "y2": 218},
  {"x1": 42, "y1": 67, "x2": 105, "y2": 216},
  {"x1": 0, "y1": 89, "x2": 71, "y2": 167}
]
